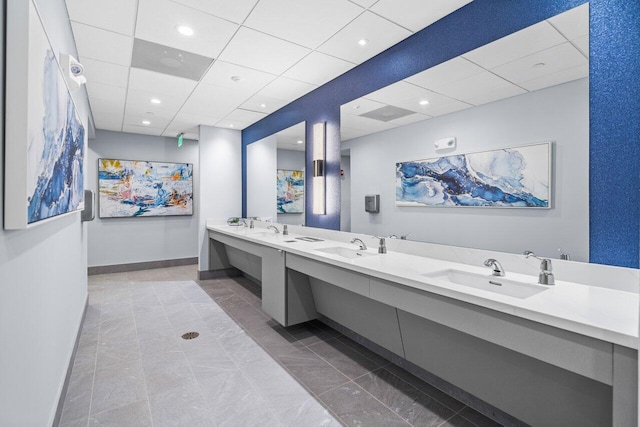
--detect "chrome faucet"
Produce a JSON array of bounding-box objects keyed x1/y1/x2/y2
[
  {"x1": 283, "y1": 225, "x2": 289, "y2": 236},
  {"x1": 523, "y1": 251, "x2": 555, "y2": 285},
  {"x1": 267, "y1": 225, "x2": 280, "y2": 234},
  {"x1": 350, "y1": 238, "x2": 367, "y2": 250},
  {"x1": 484, "y1": 258, "x2": 505, "y2": 277},
  {"x1": 249, "y1": 220, "x2": 254, "y2": 229}
]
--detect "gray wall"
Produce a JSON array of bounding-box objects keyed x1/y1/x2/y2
[
  {"x1": 87, "y1": 130, "x2": 199, "y2": 267},
  {"x1": 343, "y1": 78, "x2": 589, "y2": 261},
  {"x1": 277, "y1": 149, "x2": 305, "y2": 225},
  {"x1": 0, "y1": 0, "x2": 90, "y2": 425}
]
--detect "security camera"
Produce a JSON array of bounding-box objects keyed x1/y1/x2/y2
[{"x1": 60, "y1": 53, "x2": 87, "y2": 90}]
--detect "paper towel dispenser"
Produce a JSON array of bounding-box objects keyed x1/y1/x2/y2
[
  {"x1": 81, "y1": 189, "x2": 95, "y2": 222},
  {"x1": 365, "y1": 194, "x2": 380, "y2": 213}
]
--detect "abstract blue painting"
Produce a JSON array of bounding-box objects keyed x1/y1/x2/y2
[
  {"x1": 277, "y1": 169, "x2": 304, "y2": 213},
  {"x1": 396, "y1": 143, "x2": 550, "y2": 208}
]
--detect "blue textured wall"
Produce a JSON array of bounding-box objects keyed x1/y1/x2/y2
[{"x1": 242, "y1": 0, "x2": 640, "y2": 267}]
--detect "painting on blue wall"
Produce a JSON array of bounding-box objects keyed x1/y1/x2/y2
[
  {"x1": 277, "y1": 169, "x2": 304, "y2": 214},
  {"x1": 396, "y1": 143, "x2": 551, "y2": 208},
  {"x1": 4, "y1": 0, "x2": 86, "y2": 229},
  {"x1": 98, "y1": 159, "x2": 194, "y2": 218}
]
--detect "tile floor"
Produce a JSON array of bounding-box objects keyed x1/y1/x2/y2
[{"x1": 59, "y1": 265, "x2": 504, "y2": 427}]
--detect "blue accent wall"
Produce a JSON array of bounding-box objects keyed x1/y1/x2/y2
[{"x1": 242, "y1": 0, "x2": 640, "y2": 268}]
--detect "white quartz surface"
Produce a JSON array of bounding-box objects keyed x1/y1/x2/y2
[{"x1": 208, "y1": 223, "x2": 639, "y2": 349}]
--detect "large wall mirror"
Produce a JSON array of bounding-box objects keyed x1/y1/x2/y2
[
  {"x1": 340, "y1": 4, "x2": 590, "y2": 262},
  {"x1": 247, "y1": 122, "x2": 306, "y2": 225}
]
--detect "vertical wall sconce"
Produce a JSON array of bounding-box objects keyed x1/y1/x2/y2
[{"x1": 312, "y1": 122, "x2": 326, "y2": 215}]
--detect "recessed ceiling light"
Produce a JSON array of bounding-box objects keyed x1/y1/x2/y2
[
  {"x1": 297, "y1": 140, "x2": 303, "y2": 144},
  {"x1": 533, "y1": 62, "x2": 546, "y2": 68},
  {"x1": 142, "y1": 120, "x2": 151, "y2": 125},
  {"x1": 175, "y1": 25, "x2": 194, "y2": 36},
  {"x1": 358, "y1": 39, "x2": 368, "y2": 46},
  {"x1": 229, "y1": 124, "x2": 234, "y2": 128},
  {"x1": 260, "y1": 103, "x2": 267, "y2": 108},
  {"x1": 419, "y1": 100, "x2": 430, "y2": 105},
  {"x1": 150, "y1": 98, "x2": 161, "y2": 104},
  {"x1": 230, "y1": 75, "x2": 242, "y2": 82}
]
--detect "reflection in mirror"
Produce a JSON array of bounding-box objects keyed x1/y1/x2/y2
[
  {"x1": 247, "y1": 122, "x2": 306, "y2": 225},
  {"x1": 340, "y1": 4, "x2": 590, "y2": 261}
]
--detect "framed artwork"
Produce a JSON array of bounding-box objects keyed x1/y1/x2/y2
[
  {"x1": 396, "y1": 142, "x2": 551, "y2": 208},
  {"x1": 4, "y1": 0, "x2": 86, "y2": 229},
  {"x1": 277, "y1": 169, "x2": 304, "y2": 214},
  {"x1": 98, "y1": 159, "x2": 193, "y2": 218}
]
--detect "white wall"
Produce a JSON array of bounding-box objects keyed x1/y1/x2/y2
[
  {"x1": 246, "y1": 135, "x2": 277, "y2": 220},
  {"x1": 0, "y1": 0, "x2": 90, "y2": 425},
  {"x1": 340, "y1": 154, "x2": 351, "y2": 231},
  {"x1": 277, "y1": 149, "x2": 306, "y2": 225},
  {"x1": 198, "y1": 125, "x2": 242, "y2": 271},
  {"x1": 87, "y1": 130, "x2": 199, "y2": 267},
  {"x1": 343, "y1": 78, "x2": 589, "y2": 261}
]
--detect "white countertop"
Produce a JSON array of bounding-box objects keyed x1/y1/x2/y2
[{"x1": 208, "y1": 224, "x2": 639, "y2": 349}]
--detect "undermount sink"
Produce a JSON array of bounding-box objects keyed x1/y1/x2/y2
[
  {"x1": 315, "y1": 246, "x2": 377, "y2": 259},
  {"x1": 423, "y1": 269, "x2": 548, "y2": 299}
]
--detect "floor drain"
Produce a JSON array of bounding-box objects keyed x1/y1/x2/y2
[{"x1": 181, "y1": 331, "x2": 199, "y2": 340}]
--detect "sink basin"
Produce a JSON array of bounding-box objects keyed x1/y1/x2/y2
[
  {"x1": 423, "y1": 269, "x2": 548, "y2": 299},
  {"x1": 315, "y1": 246, "x2": 377, "y2": 259}
]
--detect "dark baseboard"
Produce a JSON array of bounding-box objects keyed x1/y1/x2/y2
[
  {"x1": 197, "y1": 268, "x2": 241, "y2": 280},
  {"x1": 88, "y1": 257, "x2": 198, "y2": 275},
  {"x1": 53, "y1": 295, "x2": 88, "y2": 427},
  {"x1": 317, "y1": 315, "x2": 525, "y2": 427}
]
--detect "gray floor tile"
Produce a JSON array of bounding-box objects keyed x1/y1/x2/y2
[
  {"x1": 355, "y1": 368, "x2": 455, "y2": 427},
  {"x1": 308, "y1": 337, "x2": 384, "y2": 379},
  {"x1": 217, "y1": 328, "x2": 259, "y2": 356},
  {"x1": 438, "y1": 413, "x2": 478, "y2": 427},
  {"x1": 284, "y1": 322, "x2": 336, "y2": 346},
  {"x1": 142, "y1": 350, "x2": 198, "y2": 397},
  {"x1": 277, "y1": 396, "x2": 343, "y2": 427},
  {"x1": 59, "y1": 416, "x2": 89, "y2": 427},
  {"x1": 60, "y1": 371, "x2": 94, "y2": 425},
  {"x1": 148, "y1": 382, "x2": 213, "y2": 427},
  {"x1": 89, "y1": 400, "x2": 152, "y2": 426},
  {"x1": 318, "y1": 382, "x2": 411, "y2": 427},
  {"x1": 276, "y1": 347, "x2": 350, "y2": 395},
  {"x1": 91, "y1": 359, "x2": 148, "y2": 415},
  {"x1": 456, "y1": 406, "x2": 504, "y2": 427},
  {"x1": 95, "y1": 331, "x2": 141, "y2": 369},
  {"x1": 335, "y1": 335, "x2": 391, "y2": 367}
]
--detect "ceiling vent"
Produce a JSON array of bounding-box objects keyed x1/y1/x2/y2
[
  {"x1": 131, "y1": 38, "x2": 213, "y2": 81},
  {"x1": 359, "y1": 105, "x2": 416, "y2": 122}
]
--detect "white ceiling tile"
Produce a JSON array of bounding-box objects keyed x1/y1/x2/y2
[
  {"x1": 222, "y1": 109, "x2": 267, "y2": 124},
  {"x1": 200, "y1": 60, "x2": 276, "y2": 92},
  {"x1": 172, "y1": 112, "x2": 221, "y2": 127},
  {"x1": 80, "y1": 57, "x2": 129, "y2": 88},
  {"x1": 124, "y1": 103, "x2": 178, "y2": 122},
  {"x1": 423, "y1": 99, "x2": 472, "y2": 117},
  {"x1": 491, "y1": 43, "x2": 587, "y2": 84},
  {"x1": 90, "y1": 99, "x2": 124, "y2": 124},
  {"x1": 462, "y1": 21, "x2": 566, "y2": 69},
  {"x1": 370, "y1": 0, "x2": 472, "y2": 32},
  {"x1": 128, "y1": 68, "x2": 197, "y2": 98},
  {"x1": 71, "y1": 22, "x2": 134, "y2": 66},
  {"x1": 283, "y1": 52, "x2": 355, "y2": 86},
  {"x1": 123, "y1": 124, "x2": 165, "y2": 136},
  {"x1": 217, "y1": 27, "x2": 311, "y2": 75},
  {"x1": 389, "y1": 113, "x2": 431, "y2": 127},
  {"x1": 393, "y1": 89, "x2": 464, "y2": 114},
  {"x1": 136, "y1": 0, "x2": 239, "y2": 58},
  {"x1": 66, "y1": 0, "x2": 138, "y2": 36},
  {"x1": 365, "y1": 81, "x2": 425, "y2": 105},
  {"x1": 317, "y1": 11, "x2": 412, "y2": 63},
  {"x1": 340, "y1": 97, "x2": 386, "y2": 116},
  {"x1": 342, "y1": 114, "x2": 397, "y2": 132},
  {"x1": 86, "y1": 82, "x2": 127, "y2": 106},
  {"x1": 215, "y1": 118, "x2": 251, "y2": 130},
  {"x1": 341, "y1": 126, "x2": 369, "y2": 141},
  {"x1": 123, "y1": 113, "x2": 171, "y2": 129},
  {"x1": 434, "y1": 71, "x2": 523, "y2": 105},
  {"x1": 348, "y1": 0, "x2": 378, "y2": 8},
  {"x1": 94, "y1": 120, "x2": 123, "y2": 132},
  {"x1": 239, "y1": 94, "x2": 288, "y2": 114},
  {"x1": 405, "y1": 57, "x2": 485, "y2": 90},
  {"x1": 179, "y1": 83, "x2": 251, "y2": 117},
  {"x1": 519, "y1": 64, "x2": 588, "y2": 92},
  {"x1": 548, "y1": 3, "x2": 589, "y2": 41},
  {"x1": 464, "y1": 84, "x2": 526, "y2": 107},
  {"x1": 258, "y1": 77, "x2": 317, "y2": 102},
  {"x1": 126, "y1": 88, "x2": 189, "y2": 112},
  {"x1": 244, "y1": 0, "x2": 363, "y2": 48},
  {"x1": 170, "y1": 0, "x2": 258, "y2": 24},
  {"x1": 573, "y1": 35, "x2": 589, "y2": 57}
]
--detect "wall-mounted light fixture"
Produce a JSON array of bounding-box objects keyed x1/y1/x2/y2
[{"x1": 312, "y1": 122, "x2": 326, "y2": 215}]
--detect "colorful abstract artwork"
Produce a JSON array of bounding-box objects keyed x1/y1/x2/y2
[
  {"x1": 99, "y1": 159, "x2": 193, "y2": 218},
  {"x1": 277, "y1": 169, "x2": 304, "y2": 213},
  {"x1": 396, "y1": 143, "x2": 551, "y2": 208},
  {"x1": 4, "y1": 0, "x2": 86, "y2": 229}
]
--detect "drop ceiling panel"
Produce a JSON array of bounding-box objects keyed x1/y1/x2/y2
[
  {"x1": 215, "y1": 117, "x2": 251, "y2": 130},
  {"x1": 389, "y1": 113, "x2": 431, "y2": 127},
  {"x1": 391, "y1": 89, "x2": 463, "y2": 114},
  {"x1": 86, "y1": 82, "x2": 127, "y2": 106},
  {"x1": 340, "y1": 97, "x2": 386, "y2": 116},
  {"x1": 94, "y1": 119, "x2": 122, "y2": 132},
  {"x1": 370, "y1": 0, "x2": 472, "y2": 32},
  {"x1": 179, "y1": 83, "x2": 251, "y2": 117},
  {"x1": 434, "y1": 71, "x2": 521, "y2": 104},
  {"x1": 123, "y1": 124, "x2": 165, "y2": 136},
  {"x1": 341, "y1": 126, "x2": 369, "y2": 141},
  {"x1": 343, "y1": 114, "x2": 397, "y2": 133},
  {"x1": 258, "y1": 77, "x2": 317, "y2": 102},
  {"x1": 519, "y1": 65, "x2": 588, "y2": 92},
  {"x1": 126, "y1": 88, "x2": 189, "y2": 112},
  {"x1": 573, "y1": 35, "x2": 588, "y2": 57},
  {"x1": 283, "y1": 52, "x2": 355, "y2": 86},
  {"x1": 123, "y1": 113, "x2": 171, "y2": 129},
  {"x1": 405, "y1": 57, "x2": 484, "y2": 91},
  {"x1": 492, "y1": 43, "x2": 587, "y2": 84},
  {"x1": 463, "y1": 84, "x2": 526, "y2": 107},
  {"x1": 548, "y1": 3, "x2": 589, "y2": 41},
  {"x1": 170, "y1": 0, "x2": 259, "y2": 24},
  {"x1": 128, "y1": 68, "x2": 198, "y2": 98},
  {"x1": 65, "y1": 0, "x2": 137, "y2": 36},
  {"x1": 172, "y1": 112, "x2": 221, "y2": 128},
  {"x1": 71, "y1": 23, "x2": 134, "y2": 66},
  {"x1": 348, "y1": 0, "x2": 379, "y2": 8},
  {"x1": 419, "y1": 99, "x2": 472, "y2": 117},
  {"x1": 218, "y1": 27, "x2": 310, "y2": 75},
  {"x1": 462, "y1": 21, "x2": 566, "y2": 69},
  {"x1": 200, "y1": 60, "x2": 276, "y2": 91},
  {"x1": 80, "y1": 57, "x2": 129, "y2": 88},
  {"x1": 135, "y1": 0, "x2": 239, "y2": 58},
  {"x1": 244, "y1": 0, "x2": 363, "y2": 48},
  {"x1": 124, "y1": 103, "x2": 179, "y2": 122},
  {"x1": 317, "y1": 11, "x2": 412, "y2": 63},
  {"x1": 131, "y1": 38, "x2": 214, "y2": 81},
  {"x1": 239, "y1": 94, "x2": 288, "y2": 114},
  {"x1": 222, "y1": 108, "x2": 268, "y2": 124},
  {"x1": 90, "y1": 100, "x2": 125, "y2": 125},
  {"x1": 365, "y1": 81, "x2": 426, "y2": 105}
]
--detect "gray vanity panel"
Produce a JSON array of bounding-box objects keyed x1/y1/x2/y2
[
  {"x1": 286, "y1": 268, "x2": 318, "y2": 326},
  {"x1": 309, "y1": 278, "x2": 404, "y2": 357},
  {"x1": 370, "y1": 277, "x2": 613, "y2": 385},
  {"x1": 612, "y1": 345, "x2": 638, "y2": 427},
  {"x1": 260, "y1": 247, "x2": 286, "y2": 325},
  {"x1": 398, "y1": 310, "x2": 612, "y2": 427},
  {"x1": 286, "y1": 254, "x2": 370, "y2": 297}
]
